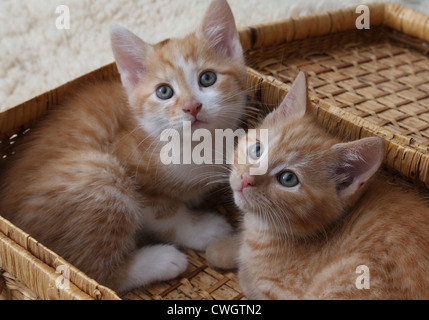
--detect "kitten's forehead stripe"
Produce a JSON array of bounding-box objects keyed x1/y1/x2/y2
[
  {"x1": 158, "y1": 38, "x2": 170, "y2": 47},
  {"x1": 175, "y1": 55, "x2": 198, "y2": 93},
  {"x1": 158, "y1": 51, "x2": 176, "y2": 71}
]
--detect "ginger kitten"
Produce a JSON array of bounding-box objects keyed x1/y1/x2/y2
[
  {"x1": 0, "y1": 0, "x2": 246, "y2": 292},
  {"x1": 207, "y1": 72, "x2": 429, "y2": 299}
]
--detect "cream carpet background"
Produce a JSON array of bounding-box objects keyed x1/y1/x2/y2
[{"x1": 1, "y1": 0, "x2": 427, "y2": 111}]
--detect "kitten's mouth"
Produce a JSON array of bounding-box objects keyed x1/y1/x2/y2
[
  {"x1": 234, "y1": 188, "x2": 248, "y2": 202},
  {"x1": 191, "y1": 118, "x2": 208, "y2": 128},
  {"x1": 233, "y1": 189, "x2": 254, "y2": 210}
]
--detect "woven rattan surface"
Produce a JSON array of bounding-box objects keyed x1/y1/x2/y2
[
  {"x1": 238, "y1": 3, "x2": 429, "y2": 188},
  {"x1": 122, "y1": 249, "x2": 244, "y2": 300},
  {"x1": 0, "y1": 215, "x2": 121, "y2": 300},
  {"x1": 0, "y1": 269, "x2": 40, "y2": 300},
  {"x1": 246, "y1": 27, "x2": 429, "y2": 149}
]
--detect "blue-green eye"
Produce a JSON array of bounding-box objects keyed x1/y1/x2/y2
[
  {"x1": 249, "y1": 142, "x2": 263, "y2": 160},
  {"x1": 156, "y1": 85, "x2": 174, "y2": 100},
  {"x1": 278, "y1": 171, "x2": 299, "y2": 188},
  {"x1": 200, "y1": 71, "x2": 217, "y2": 88}
]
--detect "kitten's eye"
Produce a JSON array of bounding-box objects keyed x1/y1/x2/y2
[
  {"x1": 199, "y1": 71, "x2": 217, "y2": 88},
  {"x1": 278, "y1": 171, "x2": 299, "y2": 188},
  {"x1": 249, "y1": 142, "x2": 263, "y2": 160},
  {"x1": 156, "y1": 85, "x2": 174, "y2": 100}
]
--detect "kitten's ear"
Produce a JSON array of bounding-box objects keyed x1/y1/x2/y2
[
  {"x1": 200, "y1": 0, "x2": 242, "y2": 58},
  {"x1": 110, "y1": 25, "x2": 151, "y2": 91},
  {"x1": 263, "y1": 71, "x2": 308, "y2": 125},
  {"x1": 278, "y1": 71, "x2": 308, "y2": 118},
  {"x1": 330, "y1": 137, "x2": 385, "y2": 199}
]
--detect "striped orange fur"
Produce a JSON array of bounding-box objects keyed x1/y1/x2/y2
[
  {"x1": 207, "y1": 72, "x2": 429, "y2": 299},
  {"x1": 0, "y1": 0, "x2": 245, "y2": 292}
]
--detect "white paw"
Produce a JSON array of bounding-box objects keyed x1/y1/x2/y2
[
  {"x1": 180, "y1": 213, "x2": 234, "y2": 251},
  {"x1": 119, "y1": 245, "x2": 188, "y2": 292},
  {"x1": 150, "y1": 245, "x2": 188, "y2": 280}
]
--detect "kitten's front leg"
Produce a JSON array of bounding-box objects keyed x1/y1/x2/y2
[
  {"x1": 206, "y1": 233, "x2": 241, "y2": 270},
  {"x1": 174, "y1": 205, "x2": 234, "y2": 251},
  {"x1": 119, "y1": 244, "x2": 188, "y2": 293},
  {"x1": 147, "y1": 202, "x2": 233, "y2": 251}
]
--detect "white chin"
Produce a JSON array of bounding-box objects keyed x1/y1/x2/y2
[
  {"x1": 233, "y1": 192, "x2": 250, "y2": 210},
  {"x1": 191, "y1": 121, "x2": 209, "y2": 130}
]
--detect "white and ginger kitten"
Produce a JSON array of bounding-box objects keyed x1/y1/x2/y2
[{"x1": 0, "y1": 0, "x2": 246, "y2": 292}]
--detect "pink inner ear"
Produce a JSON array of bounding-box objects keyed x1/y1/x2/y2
[
  {"x1": 278, "y1": 71, "x2": 308, "y2": 118},
  {"x1": 208, "y1": 25, "x2": 237, "y2": 57},
  {"x1": 331, "y1": 137, "x2": 385, "y2": 197},
  {"x1": 110, "y1": 26, "x2": 147, "y2": 89},
  {"x1": 125, "y1": 57, "x2": 145, "y2": 84},
  {"x1": 201, "y1": 0, "x2": 241, "y2": 58},
  {"x1": 116, "y1": 51, "x2": 145, "y2": 88}
]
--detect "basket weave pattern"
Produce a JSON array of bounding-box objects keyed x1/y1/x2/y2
[
  {"x1": 248, "y1": 28, "x2": 429, "y2": 147},
  {"x1": 122, "y1": 249, "x2": 244, "y2": 300},
  {"x1": 239, "y1": 3, "x2": 429, "y2": 189}
]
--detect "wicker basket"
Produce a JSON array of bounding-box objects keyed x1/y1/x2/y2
[{"x1": 1, "y1": 2, "x2": 429, "y2": 300}]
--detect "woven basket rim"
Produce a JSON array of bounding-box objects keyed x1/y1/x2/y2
[
  {"x1": 238, "y1": 2, "x2": 429, "y2": 50},
  {"x1": 0, "y1": 215, "x2": 121, "y2": 300}
]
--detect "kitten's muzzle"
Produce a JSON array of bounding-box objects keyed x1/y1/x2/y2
[
  {"x1": 183, "y1": 102, "x2": 202, "y2": 119},
  {"x1": 241, "y1": 173, "x2": 255, "y2": 191}
]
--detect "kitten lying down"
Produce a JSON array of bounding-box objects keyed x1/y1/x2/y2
[
  {"x1": 207, "y1": 72, "x2": 429, "y2": 299},
  {"x1": 0, "y1": 0, "x2": 246, "y2": 292}
]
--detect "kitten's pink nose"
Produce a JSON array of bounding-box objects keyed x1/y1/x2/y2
[
  {"x1": 241, "y1": 173, "x2": 255, "y2": 190},
  {"x1": 183, "y1": 103, "x2": 202, "y2": 118}
]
